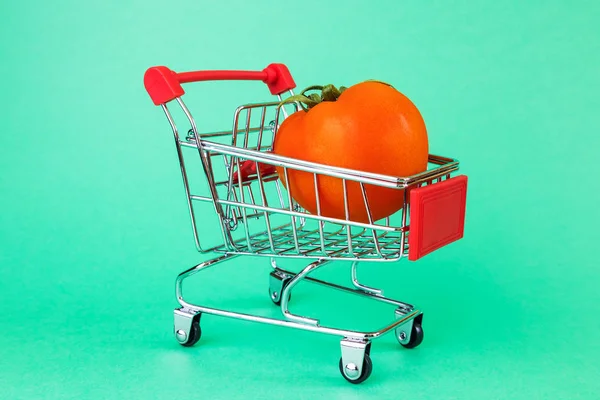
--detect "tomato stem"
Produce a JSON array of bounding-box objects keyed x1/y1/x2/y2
[
  {"x1": 279, "y1": 83, "x2": 346, "y2": 111},
  {"x1": 278, "y1": 80, "x2": 393, "y2": 112}
]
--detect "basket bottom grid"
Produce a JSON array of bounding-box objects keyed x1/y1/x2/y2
[{"x1": 215, "y1": 223, "x2": 408, "y2": 261}]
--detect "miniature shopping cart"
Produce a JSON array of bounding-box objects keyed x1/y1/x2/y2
[{"x1": 143, "y1": 63, "x2": 468, "y2": 384}]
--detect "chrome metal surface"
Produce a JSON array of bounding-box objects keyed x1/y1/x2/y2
[
  {"x1": 175, "y1": 254, "x2": 421, "y2": 341},
  {"x1": 340, "y1": 339, "x2": 369, "y2": 381},
  {"x1": 273, "y1": 264, "x2": 414, "y2": 309},
  {"x1": 174, "y1": 308, "x2": 200, "y2": 344},
  {"x1": 279, "y1": 259, "x2": 328, "y2": 326},
  {"x1": 202, "y1": 140, "x2": 458, "y2": 188},
  {"x1": 344, "y1": 363, "x2": 360, "y2": 378},
  {"x1": 351, "y1": 261, "x2": 383, "y2": 295},
  {"x1": 269, "y1": 270, "x2": 293, "y2": 303},
  {"x1": 178, "y1": 293, "x2": 420, "y2": 340},
  {"x1": 176, "y1": 329, "x2": 187, "y2": 342},
  {"x1": 176, "y1": 254, "x2": 238, "y2": 302},
  {"x1": 161, "y1": 104, "x2": 203, "y2": 252},
  {"x1": 159, "y1": 92, "x2": 459, "y2": 261},
  {"x1": 395, "y1": 307, "x2": 417, "y2": 345}
]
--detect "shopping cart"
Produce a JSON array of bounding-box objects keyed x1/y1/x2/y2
[{"x1": 143, "y1": 63, "x2": 468, "y2": 383}]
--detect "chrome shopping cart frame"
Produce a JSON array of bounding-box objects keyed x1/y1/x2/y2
[{"x1": 143, "y1": 63, "x2": 468, "y2": 383}]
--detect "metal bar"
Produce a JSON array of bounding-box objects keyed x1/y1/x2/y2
[
  {"x1": 283, "y1": 167, "x2": 300, "y2": 253},
  {"x1": 279, "y1": 259, "x2": 328, "y2": 325},
  {"x1": 230, "y1": 187, "x2": 241, "y2": 223},
  {"x1": 351, "y1": 261, "x2": 383, "y2": 295},
  {"x1": 161, "y1": 104, "x2": 203, "y2": 252},
  {"x1": 206, "y1": 249, "x2": 403, "y2": 263},
  {"x1": 342, "y1": 179, "x2": 354, "y2": 256},
  {"x1": 314, "y1": 173, "x2": 326, "y2": 254},
  {"x1": 214, "y1": 198, "x2": 398, "y2": 232},
  {"x1": 246, "y1": 226, "x2": 399, "y2": 260},
  {"x1": 243, "y1": 108, "x2": 252, "y2": 149},
  {"x1": 184, "y1": 137, "x2": 458, "y2": 184},
  {"x1": 180, "y1": 126, "x2": 266, "y2": 140},
  {"x1": 268, "y1": 226, "x2": 348, "y2": 256},
  {"x1": 190, "y1": 195, "x2": 212, "y2": 202},
  {"x1": 276, "y1": 94, "x2": 289, "y2": 119},
  {"x1": 246, "y1": 184, "x2": 257, "y2": 207},
  {"x1": 275, "y1": 180, "x2": 285, "y2": 208},
  {"x1": 273, "y1": 265, "x2": 413, "y2": 310},
  {"x1": 265, "y1": 228, "x2": 323, "y2": 255},
  {"x1": 226, "y1": 223, "x2": 299, "y2": 253},
  {"x1": 201, "y1": 141, "x2": 459, "y2": 187},
  {"x1": 181, "y1": 141, "x2": 270, "y2": 155},
  {"x1": 303, "y1": 227, "x2": 367, "y2": 256},
  {"x1": 202, "y1": 142, "x2": 404, "y2": 186},
  {"x1": 255, "y1": 160, "x2": 275, "y2": 252},
  {"x1": 223, "y1": 98, "x2": 245, "y2": 232},
  {"x1": 179, "y1": 299, "x2": 420, "y2": 340},
  {"x1": 359, "y1": 182, "x2": 383, "y2": 257},
  {"x1": 208, "y1": 224, "x2": 403, "y2": 260},
  {"x1": 235, "y1": 157, "x2": 253, "y2": 252},
  {"x1": 175, "y1": 254, "x2": 239, "y2": 300},
  {"x1": 176, "y1": 98, "x2": 231, "y2": 249},
  {"x1": 256, "y1": 106, "x2": 267, "y2": 152},
  {"x1": 404, "y1": 164, "x2": 459, "y2": 185},
  {"x1": 213, "y1": 174, "x2": 278, "y2": 187},
  {"x1": 354, "y1": 234, "x2": 403, "y2": 254},
  {"x1": 223, "y1": 104, "x2": 243, "y2": 218},
  {"x1": 175, "y1": 254, "x2": 419, "y2": 339}
]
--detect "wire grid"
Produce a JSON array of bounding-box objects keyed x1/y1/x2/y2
[
  {"x1": 193, "y1": 101, "x2": 410, "y2": 261},
  {"x1": 166, "y1": 97, "x2": 458, "y2": 261}
]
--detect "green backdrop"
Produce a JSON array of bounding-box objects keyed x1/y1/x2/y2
[{"x1": 1, "y1": 1, "x2": 599, "y2": 398}]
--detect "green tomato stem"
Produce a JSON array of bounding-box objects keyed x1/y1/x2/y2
[{"x1": 278, "y1": 80, "x2": 393, "y2": 111}]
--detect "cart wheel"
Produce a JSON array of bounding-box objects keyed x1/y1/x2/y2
[
  {"x1": 269, "y1": 277, "x2": 292, "y2": 306},
  {"x1": 338, "y1": 354, "x2": 373, "y2": 384},
  {"x1": 180, "y1": 314, "x2": 202, "y2": 347},
  {"x1": 399, "y1": 315, "x2": 424, "y2": 349},
  {"x1": 269, "y1": 286, "x2": 292, "y2": 306}
]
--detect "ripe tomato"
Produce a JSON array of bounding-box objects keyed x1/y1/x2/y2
[{"x1": 272, "y1": 81, "x2": 429, "y2": 223}]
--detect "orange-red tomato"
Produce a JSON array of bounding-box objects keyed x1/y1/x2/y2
[{"x1": 272, "y1": 81, "x2": 429, "y2": 223}]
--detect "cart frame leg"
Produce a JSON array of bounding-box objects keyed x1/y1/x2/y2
[
  {"x1": 172, "y1": 253, "x2": 425, "y2": 383},
  {"x1": 351, "y1": 261, "x2": 383, "y2": 295},
  {"x1": 279, "y1": 259, "x2": 329, "y2": 325},
  {"x1": 174, "y1": 254, "x2": 422, "y2": 341}
]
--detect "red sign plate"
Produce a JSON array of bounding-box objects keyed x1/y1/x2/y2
[{"x1": 408, "y1": 175, "x2": 468, "y2": 261}]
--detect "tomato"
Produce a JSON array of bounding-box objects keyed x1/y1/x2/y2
[{"x1": 272, "y1": 81, "x2": 429, "y2": 223}]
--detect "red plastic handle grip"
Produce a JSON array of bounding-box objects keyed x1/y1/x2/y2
[{"x1": 144, "y1": 63, "x2": 296, "y2": 105}]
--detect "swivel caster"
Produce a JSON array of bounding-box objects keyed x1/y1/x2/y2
[
  {"x1": 174, "y1": 308, "x2": 202, "y2": 347},
  {"x1": 395, "y1": 312, "x2": 424, "y2": 349},
  {"x1": 268, "y1": 270, "x2": 293, "y2": 306},
  {"x1": 339, "y1": 339, "x2": 373, "y2": 384}
]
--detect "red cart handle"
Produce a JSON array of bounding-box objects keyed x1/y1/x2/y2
[{"x1": 144, "y1": 63, "x2": 296, "y2": 105}]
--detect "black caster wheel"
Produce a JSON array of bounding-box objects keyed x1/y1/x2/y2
[
  {"x1": 399, "y1": 314, "x2": 424, "y2": 349},
  {"x1": 180, "y1": 314, "x2": 202, "y2": 347},
  {"x1": 339, "y1": 353, "x2": 373, "y2": 384}
]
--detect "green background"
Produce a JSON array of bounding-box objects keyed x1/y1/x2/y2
[{"x1": 1, "y1": 0, "x2": 599, "y2": 398}]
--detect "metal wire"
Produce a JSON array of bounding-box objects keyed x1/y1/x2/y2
[{"x1": 166, "y1": 97, "x2": 459, "y2": 261}]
